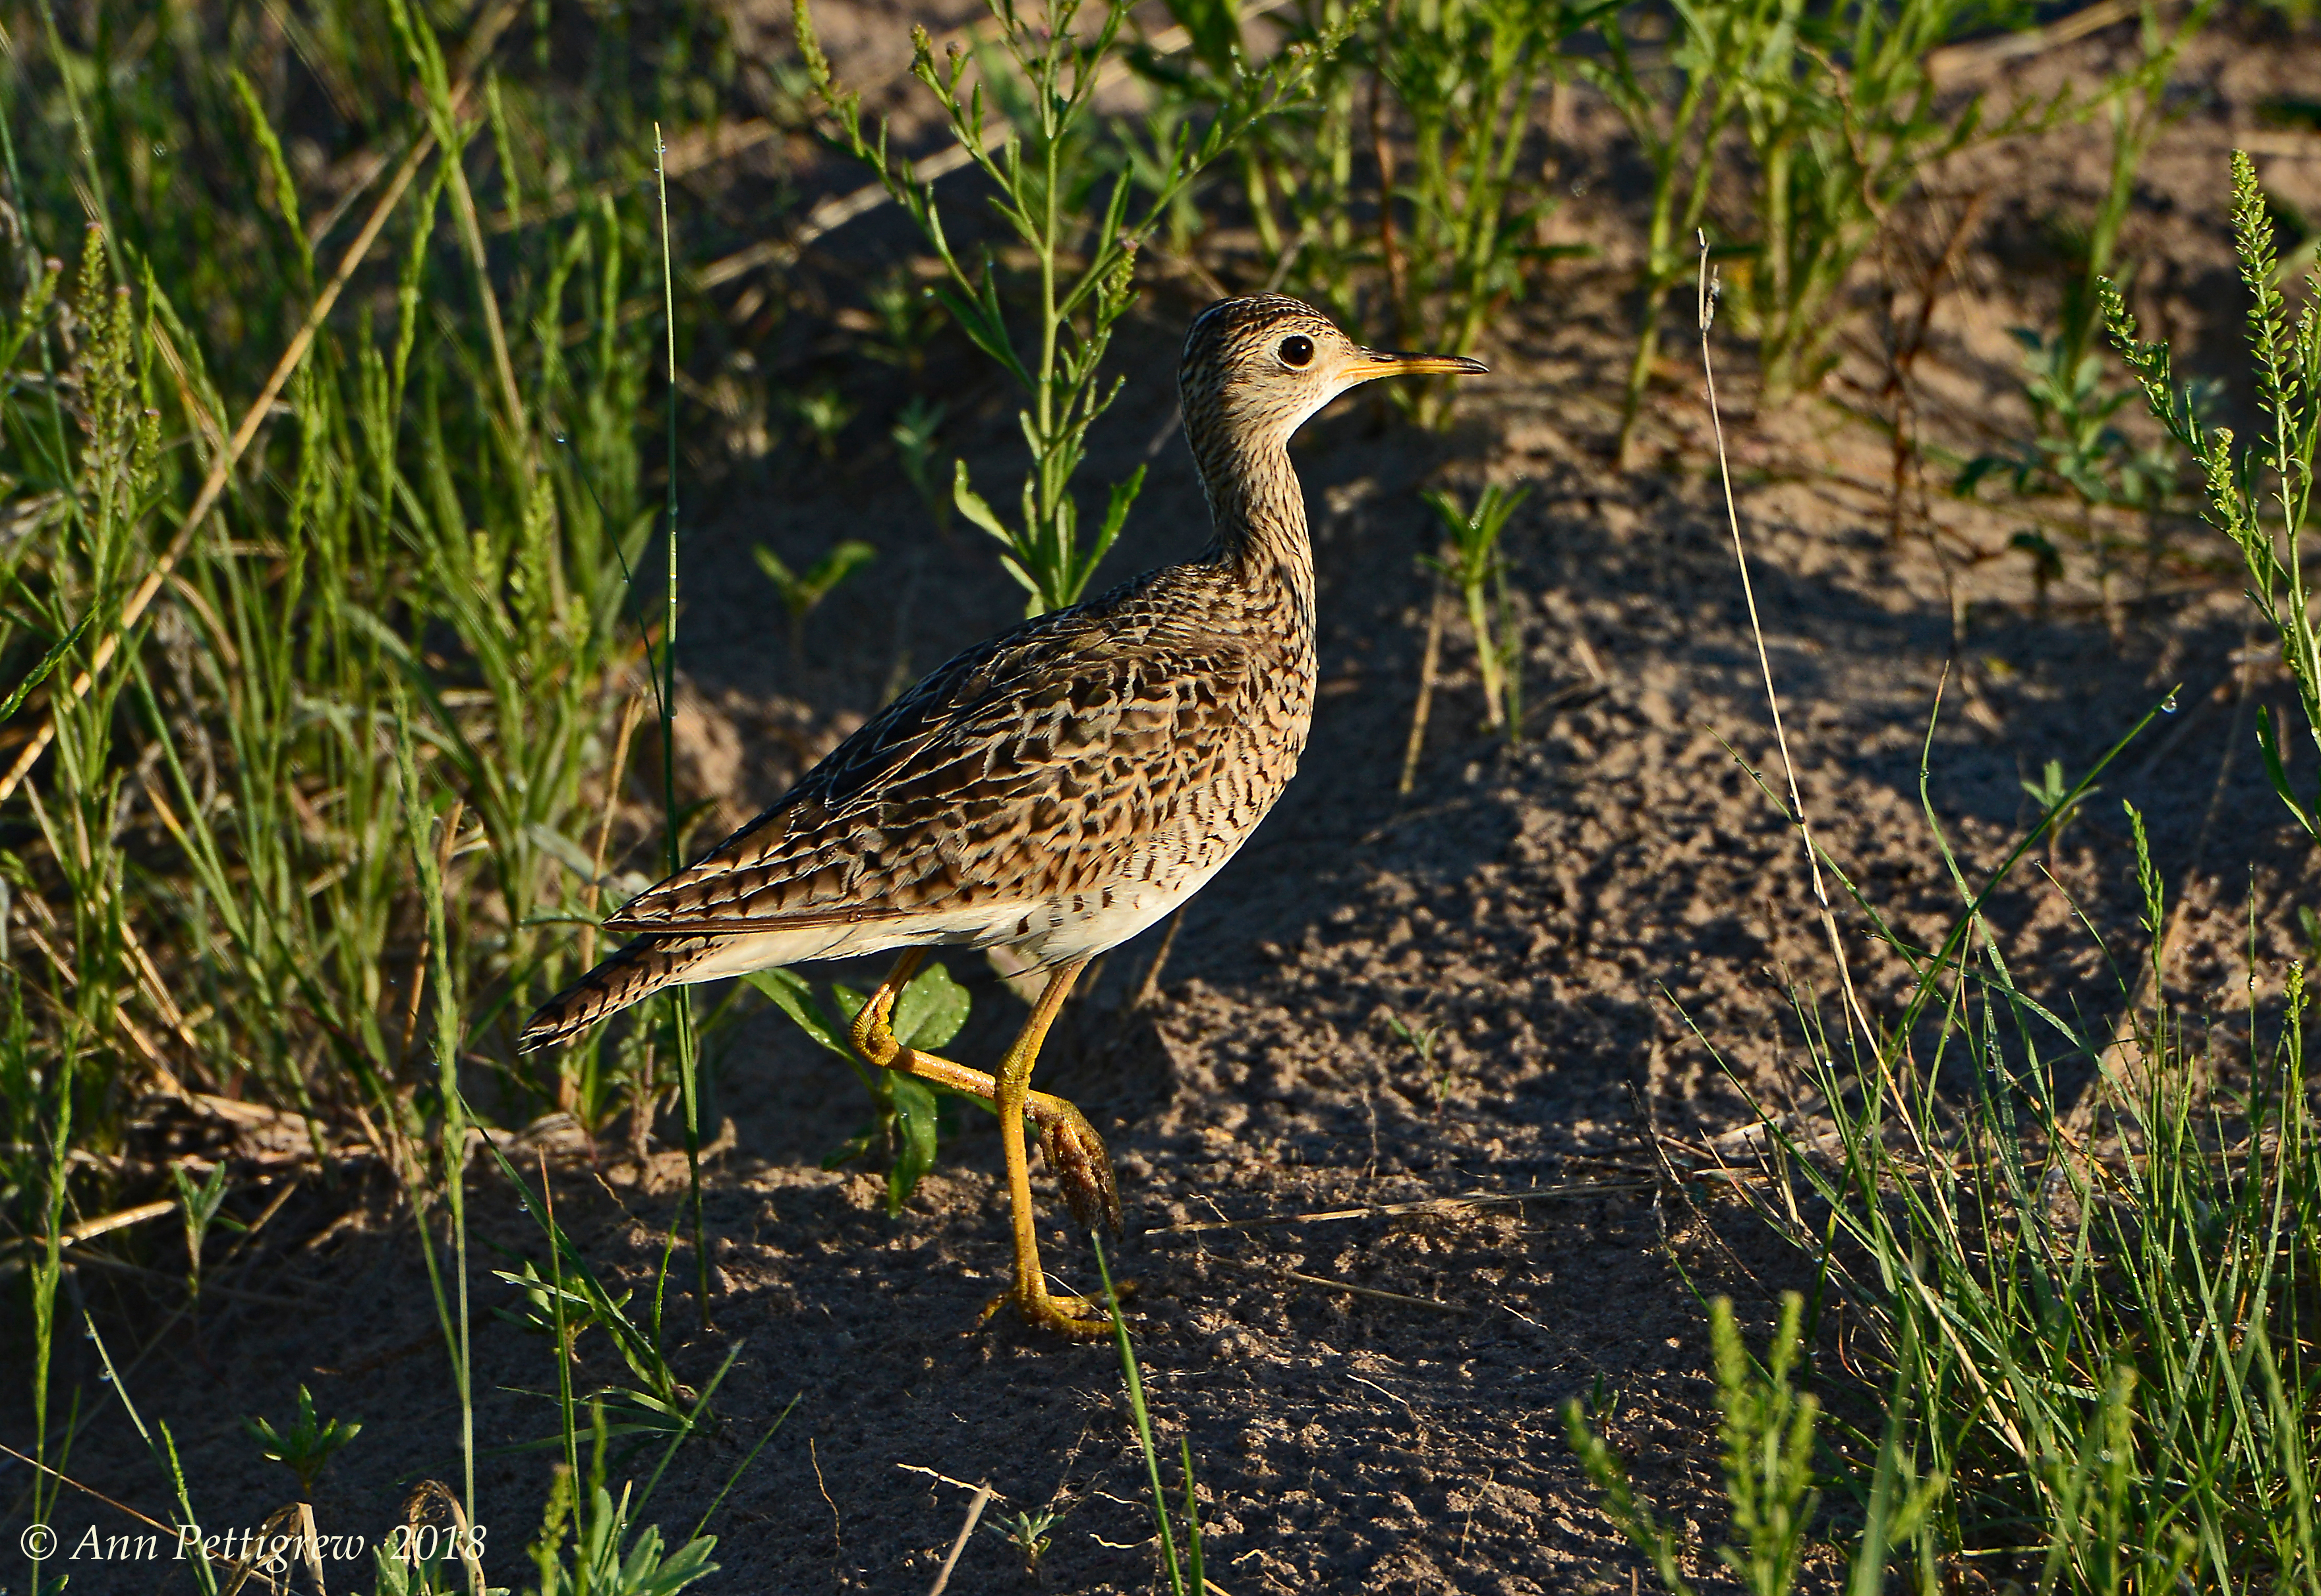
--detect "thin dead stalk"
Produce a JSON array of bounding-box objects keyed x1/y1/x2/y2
[
  {"x1": 0, "y1": 1440, "x2": 177, "y2": 1535},
  {"x1": 809, "y1": 1437, "x2": 845, "y2": 1583},
  {"x1": 1398, "y1": 576, "x2": 1448, "y2": 797},
  {"x1": 925, "y1": 1481, "x2": 993, "y2": 1596},
  {"x1": 577, "y1": 692, "x2": 647, "y2": 974},
  {"x1": 1153, "y1": 1180, "x2": 1651, "y2": 1233},
  {"x1": 1694, "y1": 236, "x2": 1875, "y2": 1057},
  {"x1": 896, "y1": 1463, "x2": 1009, "y2": 1499},
  {"x1": 1209, "y1": 1252, "x2": 1476, "y2": 1314},
  {"x1": 1129, "y1": 908, "x2": 1185, "y2": 1013},
  {"x1": 1880, "y1": 191, "x2": 1987, "y2": 543},
  {"x1": 440, "y1": 143, "x2": 529, "y2": 455}
]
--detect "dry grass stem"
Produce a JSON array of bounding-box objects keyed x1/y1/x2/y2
[
  {"x1": 925, "y1": 1481, "x2": 993, "y2": 1596},
  {"x1": 1154, "y1": 1179, "x2": 1651, "y2": 1233},
  {"x1": 1694, "y1": 235, "x2": 1874, "y2": 1055},
  {"x1": 1208, "y1": 1253, "x2": 1476, "y2": 1315},
  {"x1": 0, "y1": 1440, "x2": 179, "y2": 1536},
  {"x1": 1399, "y1": 577, "x2": 1448, "y2": 797},
  {"x1": 896, "y1": 1464, "x2": 1012, "y2": 1500}
]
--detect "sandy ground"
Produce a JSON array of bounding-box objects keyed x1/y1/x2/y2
[{"x1": 9, "y1": 7, "x2": 2321, "y2": 1593}]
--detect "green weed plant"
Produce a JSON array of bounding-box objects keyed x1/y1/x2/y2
[
  {"x1": 2110, "y1": 152, "x2": 2321, "y2": 843},
  {"x1": 1721, "y1": 0, "x2": 2028, "y2": 405},
  {"x1": 1135, "y1": 0, "x2": 1580, "y2": 428},
  {"x1": 753, "y1": 535, "x2": 878, "y2": 664},
  {"x1": 1129, "y1": 0, "x2": 1369, "y2": 319},
  {"x1": 1595, "y1": 0, "x2": 2055, "y2": 457},
  {"x1": 243, "y1": 1385, "x2": 363, "y2": 1500},
  {"x1": 1421, "y1": 480, "x2": 1529, "y2": 735},
  {"x1": 747, "y1": 959, "x2": 973, "y2": 1212},
  {"x1": 794, "y1": 0, "x2": 1319, "y2": 613},
  {"x1": 1962, "y1": 0, "x2": 2214, "y2": 609},
  {"x1": 168, "y1": 1159, "x2": 239, "y2": 1311},
  {"x1": 1565, "y1": 1294, "x2": 1947, "y2": 1593}
]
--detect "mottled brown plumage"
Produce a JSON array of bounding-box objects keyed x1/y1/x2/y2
[{"x1": 521, "y1": 295, "x2": 1482, "y2": 1335}]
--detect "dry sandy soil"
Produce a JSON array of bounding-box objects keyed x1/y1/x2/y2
[{"x1": 11, "y1": 6, "x2": 2321, "y2": 1593}]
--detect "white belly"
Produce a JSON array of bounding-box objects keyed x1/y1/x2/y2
[
  {"x1": 979, "y1": 853, "x2": 1232, "y2": 967},
  {"x1": 676, "y1": 849, "x2": 1235, "y2": 984}
]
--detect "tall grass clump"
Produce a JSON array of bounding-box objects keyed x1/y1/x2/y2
[
  {"x1": 1566, "y1": 1292, "x2": 1948, "y2": 1591},
  {"x1": 1586, "y1": 0, "x2": 1741, "y2": 467},
  {"x1": 1136, "y1": 0, "x2": 1580, "y2": 429},
  {"x1": 1721, "y1": 766, "x2": 2321, "y2": 1583},
  {"x1": 1718, "y1": 0, "x2": 2033, "y2": 405},
  {"x1": 0, "y1": 0, "x2": 687, "y2": 1172},
  {"x1": 1679, "y1": 153, "x2": 2321, "y2": 1580},
  {"x1": 1127, "y1": 0, "x2": 1370, "y2": 320}
]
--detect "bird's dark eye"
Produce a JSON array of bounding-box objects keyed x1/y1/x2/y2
[{"x1": 1277, "y1": 334, "x2": 1315, "y2": 368}]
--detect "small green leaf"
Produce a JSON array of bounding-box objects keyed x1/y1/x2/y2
[
  {"x1": 0, "y1": 610, "x2": 94, "y2": 720},
  {"x1": 998, "y1": 554, "x2": 1043, "y2": 607},
  {"x1": 801, "y1": 539, "x2": 877, "y2": 602},
  {"x1": 892, "y1": 959, "x2": 971, "y2": 1050},
  {"x1": 743, "y1": 969, "x2": 853, "y2": 1058},
  {"x1": 526, "y1": 822, "x2": 604, "y2": 884},
  {"x1": 1084, "y1": 464, "x2": 1146, "y2": 583},
  {"x1": 952, "y1": 459, "x2": 1014, "y2": 546},
  {"x1": 2256, "y1": 705, "x2": 2319, "y2": 838},
  {"x1": 886, "y1": 1076, "x2": 940, "y2": 1211},
  {"x1": 932, "y1": 281, "x2": 1020, "y2": 376},
  {"x1": 752, "y1": 543, "x2": 798, "y2": 596},
  {"x1": 820, "y1": 1126, "x2": 878, "y2": 1170}
]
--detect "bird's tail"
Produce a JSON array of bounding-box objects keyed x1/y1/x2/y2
[{"x1": 519, "y1": 936, "x2": 721, "y2": 1052}]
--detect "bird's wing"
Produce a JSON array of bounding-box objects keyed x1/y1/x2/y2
[{"x1": 602, "y1": 577, "x2": 1255, "y2": 936}]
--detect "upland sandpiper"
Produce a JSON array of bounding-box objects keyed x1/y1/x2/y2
[{"x1": 521, "y1": 295, "x2": 1484, "y2": 1336}]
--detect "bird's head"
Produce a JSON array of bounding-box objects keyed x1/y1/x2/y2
[{"x1": 1178, "y1": 295, "x2": 1487, "y2": 455}]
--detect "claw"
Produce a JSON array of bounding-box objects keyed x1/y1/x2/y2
[
  {"x1": 1016, "y1": 1285, "x2": 1116, "y2": 1340},
  {"x1": 1040, "y1": 1107, "x2": 1122, "y2": 1236},
  {"x1": 979, "y1": 1282, "x2": 1115, "y2": 1340}
]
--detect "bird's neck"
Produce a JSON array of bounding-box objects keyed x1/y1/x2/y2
[{"x1": 1195, "y1": 435, "x2": 1315, "y2": 641}]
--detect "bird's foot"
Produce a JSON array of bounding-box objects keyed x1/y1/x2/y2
[
  {"x1": 981, "y1": 1280, "x2": 1117, "y2": 1341},
  {"x1": 1039, "y1": 1105, "x2": 1122, "y2": 1236}
]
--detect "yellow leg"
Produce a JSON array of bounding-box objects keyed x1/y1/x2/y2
[
  {"x1": 992, "y1": 956, "x2": 1110, "y2": 1336},
  {"x1": 851, "y1": 952, "x2": 1118, "y2": 1338}
]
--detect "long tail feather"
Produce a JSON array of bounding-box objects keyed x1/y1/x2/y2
[{"x1": 519, "y1": 936, "x2": 718, "y2": 1052}]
